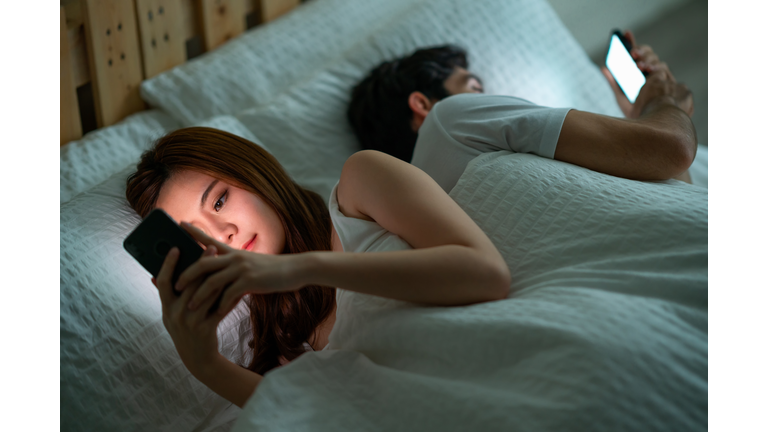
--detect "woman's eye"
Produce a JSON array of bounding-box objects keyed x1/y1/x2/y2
[{"x1": 214, "y1": 190, "x2": 227, "y2": 212}]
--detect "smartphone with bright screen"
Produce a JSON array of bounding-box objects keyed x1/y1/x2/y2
[{"x1": 605, "y1": 33, "x2": 646, "y2": 103}]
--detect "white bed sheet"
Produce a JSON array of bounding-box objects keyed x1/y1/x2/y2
[{"x1": 233, "y1": 152, "x2": 707, "y2": 432}]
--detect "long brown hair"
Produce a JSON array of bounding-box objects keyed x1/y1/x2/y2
[{"x1": 126, "y1": 127, "x2": 335, "y2": 374}]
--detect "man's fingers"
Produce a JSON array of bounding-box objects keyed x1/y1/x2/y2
[
  {"x1": 624, "y1": 30, "x2": 637, "y2": 49},
  {"x1": 601, "y1": 66, "x2": 634, "y2": 118},
  {"x1": 601, "y1": 67, "x2": 619, "y2": 90}
]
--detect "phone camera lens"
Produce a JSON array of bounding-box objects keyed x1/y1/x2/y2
[{"x1": 155, "y1": 240, "x2": 171, "y2": 256}]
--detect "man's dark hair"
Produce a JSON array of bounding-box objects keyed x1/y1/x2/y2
[{"x1": 347, "y1": 45, "x2": 468, "y2": 161}]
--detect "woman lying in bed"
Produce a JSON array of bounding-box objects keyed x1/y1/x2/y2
[{"x1": 126, "y1": 127, "x2": 511, "y2": 407}]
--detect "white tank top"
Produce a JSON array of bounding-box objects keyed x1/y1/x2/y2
[
  {"x1": 327, "y1": 182, "x2": 413, "y2": 254},
  {"x1": 283, "y1": 183, "x2": 413, "y2": 360}
]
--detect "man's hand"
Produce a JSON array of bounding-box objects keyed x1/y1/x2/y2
[
  {"x1": 558, "y1": 31, "x2": 699, "y2": 182},
  {"x1": 601, "y1": 30, "x2": 693, "y2": 119}
]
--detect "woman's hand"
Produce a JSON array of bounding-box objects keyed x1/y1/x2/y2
[
  {"x1": 153, "y1": 245, "x2": 226, "y2": 378},
  {"x1": 176, "y1": 223, "x2": 309, "y2": 316}
]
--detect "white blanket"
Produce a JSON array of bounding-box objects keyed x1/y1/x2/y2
[{"x1": 233, "y1": 152, "x2": 707, "y2": 431}]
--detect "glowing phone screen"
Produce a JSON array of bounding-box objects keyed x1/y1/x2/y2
[{"x1": 606, "y1": 34, "x2": 646, "y2": 103}]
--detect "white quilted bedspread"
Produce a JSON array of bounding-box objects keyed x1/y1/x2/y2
[{"x1": 233, "y1": 152, "x2": 707, "y2": 432}]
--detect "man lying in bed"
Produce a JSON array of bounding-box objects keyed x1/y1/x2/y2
[{"x1": 346, "y1": 30, "x2": 697, "y2": 192}]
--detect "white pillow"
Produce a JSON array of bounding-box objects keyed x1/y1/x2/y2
[
  {"x1": 140, "y1": 0, "x2": 420, "y2": 125},
  {"x1": 343, "y1": 0, "x2": 623, "y2": 115},
  {"x1": 235, "y1": 74, "x2": 360, "y2": 203},
  {"x1": 60, "y1": 116, "x2": 265, "y2": 432},
  {"x1": 60, "y1": 109, "x2": 180, "y2": 203},
  {"x1": 233, "y1": 0, "x2": 625, "y2": 205}
]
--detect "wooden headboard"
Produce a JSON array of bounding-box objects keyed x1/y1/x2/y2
[{"x1": 60, "y1": 0, "x2": 301, "y2": 146}]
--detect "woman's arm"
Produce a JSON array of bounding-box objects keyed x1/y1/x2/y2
[
  {"x1": 307, "y1": 149, "x2": 510, "y2": 305},
  {"x1": 192, "y1": 353, "x2": 263, "y2": 408},
  {"x1": 155, "y1": 247, "x2": 262, "y2": 408},
  {"x1": 179, "y1": 151, "x2": 510, "y2": 311}
]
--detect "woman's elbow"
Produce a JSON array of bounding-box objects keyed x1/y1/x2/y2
[{"x1": 486, "y1": 259, "x2": 512, "y2": 301}]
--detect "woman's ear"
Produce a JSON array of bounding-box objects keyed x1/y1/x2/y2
[{"x1": 408, "y1": 91, "x2": 436, "y2": 131}]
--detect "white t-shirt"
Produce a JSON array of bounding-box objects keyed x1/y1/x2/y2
[{"x1": 411, "y1": 93, "x2": 571, "y2": 193}]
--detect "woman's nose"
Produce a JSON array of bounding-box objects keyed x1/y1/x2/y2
[{"x1": 213, "y1": 221, "x2": 237, "y2": 245}]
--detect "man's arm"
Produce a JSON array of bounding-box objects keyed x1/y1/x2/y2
[
  {"x1": 555, "y1": 89, "x2": 697, "y2": 181},
  {"x1": 555, "y1": 31, "x2": 698, "y2": 184},
  {"x1": 556, "y1": 30, "x2": 697, "y2": 182}
]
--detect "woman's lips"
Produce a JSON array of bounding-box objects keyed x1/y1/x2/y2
[{"x1": 242, "y1": 234, "x2": 257, "y2": 251}]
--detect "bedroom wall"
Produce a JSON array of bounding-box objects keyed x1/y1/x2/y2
[{"x1": 548, "y1": 0, "x2": 707, "y2": 145}]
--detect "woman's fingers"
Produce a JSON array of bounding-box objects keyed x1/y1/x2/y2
[
  {"x1": 181, "y1": 222, "x2": 234, "y2": 254},
  {"x1": 188, "y1": 282, "x2": 228, "y2": 328},
  {"x1": 216, "y1": 280, "x2": 252, "y2": 317},
  {"x1": 170, "y1": 272, "x2": 199, "y2": 319},
  {"x1": 156, "y1": 247, "x2": 179, "y2": 306},
  {"x1": 176, "y1": 253, "x2": 231, "y2": 291},
  {"x1": 188, "y1": 264, "x2": 242, "y2": 311}
]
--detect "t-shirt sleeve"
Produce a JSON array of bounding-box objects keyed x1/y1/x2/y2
[{"x1": 431, "y1": 93, "x2": 571, "y2": 159}]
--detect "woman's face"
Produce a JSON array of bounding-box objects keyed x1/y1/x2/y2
[{"x1": 156, "y1": 170, "x2": 286, "y2": 254}]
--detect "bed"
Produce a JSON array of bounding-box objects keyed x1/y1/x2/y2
[{"x1": 60, "y1": 0, "x2": 708, "y2": 430}]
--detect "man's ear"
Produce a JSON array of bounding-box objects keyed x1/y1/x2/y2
[{"x1": 408, "y1": 91, "x2": 435, "y2": 131}]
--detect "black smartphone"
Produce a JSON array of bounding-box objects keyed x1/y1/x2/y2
[
  {"x1": 605, "y1": 29, "x2": 647, "y2": 104},
  {"x1": 123, "y1": 208, "x2": 204, "y2": 290}
]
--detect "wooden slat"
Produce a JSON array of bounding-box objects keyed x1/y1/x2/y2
[
  {"x1": 180, "y1": 0, "x2": 201, "y2": 42},
  {"x1": 261, "y1": 0, "x2": 298, "y2": 23},
  {"x1": 61, "y1": 6, "x2": 83, "y2": 146},
  {"x1": 82, "y1": 0, "x2": 146, "y2": 128},
  {"x1": 67, "y1": 24, "x2": 91, "y2": 88},
  {"x1": 200, "y1": 0, "x2": 246, "y2": 51},
  {"x1": 61, "y1": 0, "x2": 84, "y2": 29},
  {"x1": 135, "y1": 0, "x2": 186, "y2": 79}
]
